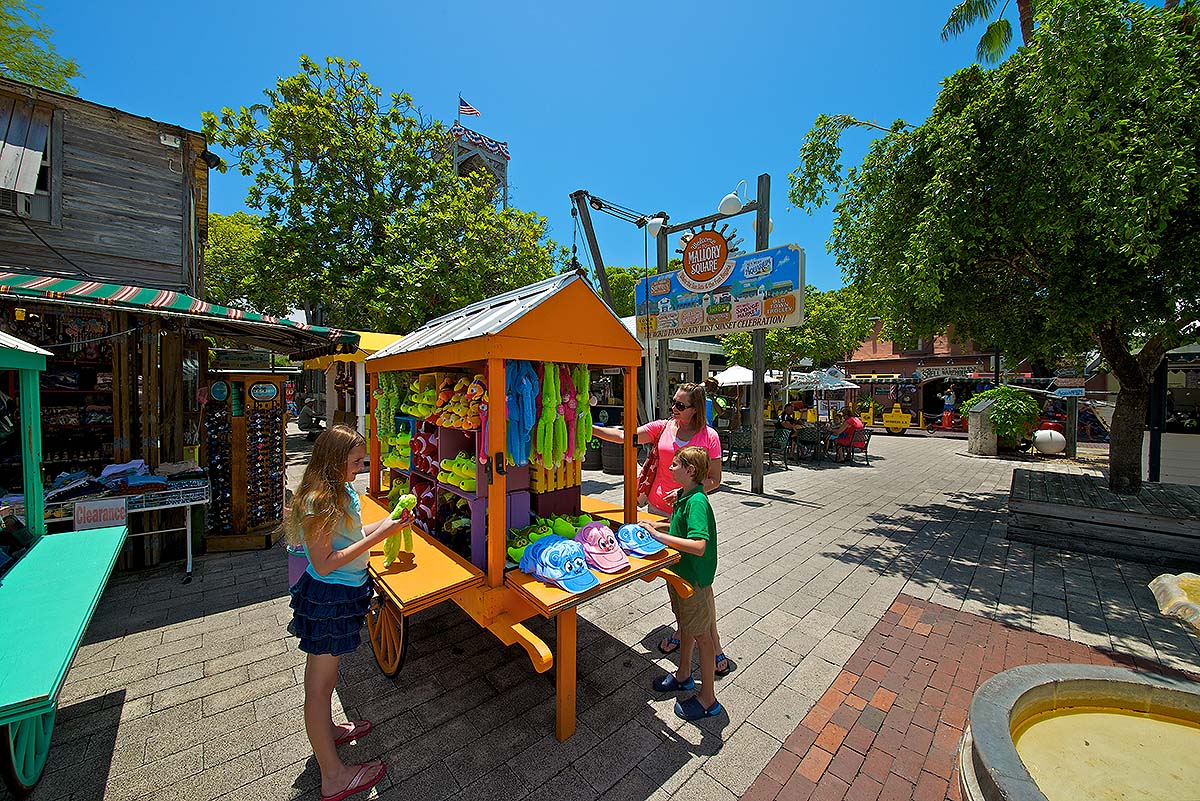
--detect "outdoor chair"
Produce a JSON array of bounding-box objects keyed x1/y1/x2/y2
[
  {"x1": 765, "y1": 427, "x2": 792, "y2": 469},
  {"x1": 848, "y1": 428, "x2": 872, "y2": 465},
  {"x1": 725, "y1": 429, "x2": 754, "y2": 470},
  {"x1": 793, "y1": 426, "x2": 824, "y2": 463}
]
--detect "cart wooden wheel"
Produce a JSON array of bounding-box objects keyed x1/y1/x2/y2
[
  {"x1": 0, "y1": 707, "x2": 56, "y2": 797},
  {"x1": 366, "y1": 597, "x2": 407, "y2": 678}
]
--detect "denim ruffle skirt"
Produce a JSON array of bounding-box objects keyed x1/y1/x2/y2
[{"x1": 289, "y1": 572, "x2": 372, "y2": 656}]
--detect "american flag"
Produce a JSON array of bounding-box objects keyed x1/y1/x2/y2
[{"x1": 458, "y1": 96, "x2": 480, "y2": 117}]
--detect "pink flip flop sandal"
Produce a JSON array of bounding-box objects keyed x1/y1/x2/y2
[
  {"x1": 333, "y1": 719, "x2": 373, "y2": 745},
  {"x1": 321, "y1": 761, "x2": 386, "y2": 801}
]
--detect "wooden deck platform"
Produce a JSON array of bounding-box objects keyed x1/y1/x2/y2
[{"x1": 1007, "y1": 469, "x2": 1200, "y2": 566}]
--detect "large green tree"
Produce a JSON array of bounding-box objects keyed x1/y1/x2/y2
[
  {"x1": 203, "y1": 56, "x2": 563, "y2": 333},
  {"x1": 604, "y1": 265, "x2": 655, "y2": 318},
  {"x1": 0, "y1": 0, "x2": 80, "y2": 93},
  {"x1": 204, "y1": 212, "x2": 295, "y2": 317},
  {"x1": 791, "y1": 0, "x2": 1200, "y2": 494},
  {"x1": 720, "y1": 286, "x2": 873, "y2": 372}
]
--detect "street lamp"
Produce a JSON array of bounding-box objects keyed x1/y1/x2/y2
[
  {"x1": 645, "y1": 216, "x2": 666, "y2": 238},
  {"x1": 718, "y1": 180, "x2": 748, "y2": 216}
]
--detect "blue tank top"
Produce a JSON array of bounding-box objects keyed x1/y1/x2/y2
[{"x1": 304, "y1": 485, "x2": 368, "y2": 587}]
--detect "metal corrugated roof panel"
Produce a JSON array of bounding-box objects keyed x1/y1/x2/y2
[
  {"x1": 369, "y1": 272, "x2": 585, "y2": 360},
  {"x1": 0, "y1": 330, "x2": 51, "y2": 356}
]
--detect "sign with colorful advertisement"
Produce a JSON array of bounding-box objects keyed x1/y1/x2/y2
[{"x1": 635, "y1": 244, "x2": 805, "y2": 340}]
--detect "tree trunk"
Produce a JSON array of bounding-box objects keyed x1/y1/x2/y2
[
  {"x1": 1017, "y1": 0, "x2": 1035, "y2": 44},
  {"x1": 1094, "y1": 320, "x2": 1171, "y2": 495},
  {"x1": 1107, "y1": 384, "x2": 1148, "y2": 495}
]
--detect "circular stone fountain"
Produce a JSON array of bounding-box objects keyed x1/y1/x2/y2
[{"x1": 960, "y1": 664, "x2": 1200, "y2": 801}]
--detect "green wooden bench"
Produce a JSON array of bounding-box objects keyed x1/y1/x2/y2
[{"x1": 0, "y1": 525, "x2": 126, "y2": 796}]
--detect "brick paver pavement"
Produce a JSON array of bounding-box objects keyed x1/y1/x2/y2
[
  {"x1": 8, "y1": 436, "x2": 1199, "y2": 801},
  {"x1": 743, "y1": 594, "x2": 1199, "y2": 801}
]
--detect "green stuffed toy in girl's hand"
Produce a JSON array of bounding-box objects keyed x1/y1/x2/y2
[{"x1": 383, "y1": 493, "x2": 418, "y2": 566}]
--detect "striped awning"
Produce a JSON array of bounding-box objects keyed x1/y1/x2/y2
[{"x1": 0, "y1": 271, "x2": 358, "y2": 356}]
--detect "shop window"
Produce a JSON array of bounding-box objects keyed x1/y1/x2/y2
[{"x1": 0, "y1": 97, "x2": 57, "y2": 224}]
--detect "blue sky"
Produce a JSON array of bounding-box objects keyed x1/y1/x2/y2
[{"x1": 46, "y1": 1, "x2": 998, "y2": 291}]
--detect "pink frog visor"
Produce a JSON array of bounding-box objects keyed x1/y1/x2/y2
[{"x1": 575, "y1": 522, "x2": 631, "y2": 573}]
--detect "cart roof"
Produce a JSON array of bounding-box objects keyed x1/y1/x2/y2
[{"x1": 367, "y1": 271, "x2": 642, "y2": 371}]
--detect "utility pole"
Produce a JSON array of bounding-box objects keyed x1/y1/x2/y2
[
  {"x1": 750, "y1": 174, "x2": 770, "y2": 494},
  {"x1": 655, "y1": 229, "x2": 671, "y2": 417}
]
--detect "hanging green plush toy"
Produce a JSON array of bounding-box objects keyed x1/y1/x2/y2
[
  {"x1": 552, "y1": 365, "x2": 569, "y2": 466},
  {"x1": 382, "y1": 493, "x2": 418, "y2": 566},
  {"x1": 535, "y1": 362, "x2": 560, "y2": 466},
  {"x1": 572, "y1": 364, "x2": 592, "y2": 461}
]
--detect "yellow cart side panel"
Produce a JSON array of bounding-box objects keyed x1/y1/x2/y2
[{"x1": 360, "y1": 495, "x2": 484, "y2": 614}]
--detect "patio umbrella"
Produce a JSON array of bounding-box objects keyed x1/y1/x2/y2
[
  {"x1": 711, "y1": 365, "x2": 781, "y2": 387},
  {"x1": 786, "y1": 369, "x2": 859, "y2": 391}
]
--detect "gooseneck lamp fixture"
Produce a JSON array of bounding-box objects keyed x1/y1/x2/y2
[{"x1": 718, "y1": 179, "x2": 749, "y2": 216}]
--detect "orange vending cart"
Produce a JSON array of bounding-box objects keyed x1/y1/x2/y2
[{"x1": 362, "y1": 272, "x2": 689, "y2": 741}]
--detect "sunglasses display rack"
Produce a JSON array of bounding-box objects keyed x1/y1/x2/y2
[
  {"x1": 246, "y1": 404, "x2": 284, "y2": 528},
  {"x1": 203, "y1": 402, "x2": 234, "y2": 534},
  {"x1": 202, "y1": 374, "x2": 289, "y2": 549}
]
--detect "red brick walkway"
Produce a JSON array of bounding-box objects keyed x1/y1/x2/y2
[{"x1": 742, "y1": 594, "x2": 1192, "y2": 801}]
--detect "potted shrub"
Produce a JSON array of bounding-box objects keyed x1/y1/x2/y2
[{"x1": 960, "y1": 386, "x2": 1041, "y2": 450}]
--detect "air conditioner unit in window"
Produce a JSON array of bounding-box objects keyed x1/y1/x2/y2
[{"x1": 0, "y1": 189, "x2": 47, "y2": 221}]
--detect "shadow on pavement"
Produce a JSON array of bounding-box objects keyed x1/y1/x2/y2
[{"x1": 818, "y1": 487, "x2": 1200, "y2": 675}]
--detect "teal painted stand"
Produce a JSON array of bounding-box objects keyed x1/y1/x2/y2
[
  {"x1": 0, "y1": 526, "x2": 126, "y2": 795},
  {"x1": 0, "y1": 333, "x2": 126, "y2": 796}
]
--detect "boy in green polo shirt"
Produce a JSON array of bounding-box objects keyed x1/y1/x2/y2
[{"x1": 647, "y1": 445, "x2": 722, "y2": 721}]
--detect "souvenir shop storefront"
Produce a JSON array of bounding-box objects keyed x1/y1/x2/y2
[{"x1": 0, "y1": 273, "x2": 356, "y2": 570}]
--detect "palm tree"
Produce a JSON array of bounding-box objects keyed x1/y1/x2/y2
[{"x1": 942, "y1": 0, "x2": 1035, "y2": 64}]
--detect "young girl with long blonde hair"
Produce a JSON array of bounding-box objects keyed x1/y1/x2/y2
[{"x1": 286, "y1": 424, "x2": 408, "y2": 801}]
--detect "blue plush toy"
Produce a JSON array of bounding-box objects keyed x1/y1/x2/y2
[{"x1": 506, "y1": 359, "x2": 540, "y2": 465}]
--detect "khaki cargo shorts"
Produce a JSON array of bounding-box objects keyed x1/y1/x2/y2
[{"x1": 668, "y1": 583, "x2": 715, "y2": 638}]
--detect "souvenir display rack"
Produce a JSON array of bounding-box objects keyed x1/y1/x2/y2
[
  {"x1": 201, "y1": 372, "x2": 288, "y2": 550},
  {"x1": 0, "y1": 305, "x2": 115, "y2": 488},
  {"x1": 363, "y1": 271, "x2": 689, "y2": 742}
]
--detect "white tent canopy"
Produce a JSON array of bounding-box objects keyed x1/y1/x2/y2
[
  {"x1": 711, "y1": 364, "x2": 781, "y2": 387},
  {"x1": 786, "y1": 367, "x2": 860, "y2": 391}
]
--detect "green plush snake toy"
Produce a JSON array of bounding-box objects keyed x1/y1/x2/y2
[
  {"x1": 535, "y1": 362, "x2": 560, "y2": 467},
  {"x1": 382, "y1": 493, "x2": 418, "y2": 566},
  {"x1": 571, "y1": 364, "x2": 592, "y2": 461}
]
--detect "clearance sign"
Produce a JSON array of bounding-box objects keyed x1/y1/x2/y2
[
  {"x1": 635, "y1": 244, "x2": 805, "y2": 339},
  {"x1": 74, "y1": 498, "x2": 128, "y2": 531}
]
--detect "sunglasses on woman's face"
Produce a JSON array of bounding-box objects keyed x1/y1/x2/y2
[{"x1": 672, "y1": 400, "x2": 692, "y2": 411}]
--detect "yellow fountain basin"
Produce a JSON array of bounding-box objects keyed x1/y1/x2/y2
[{"x1": 1013, "y1": 707, "x2": 1200, "y2": 801}]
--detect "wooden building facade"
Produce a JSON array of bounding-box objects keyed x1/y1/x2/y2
[{"x1": 0, "y1": 77, "x2": 351, "y2": 558}]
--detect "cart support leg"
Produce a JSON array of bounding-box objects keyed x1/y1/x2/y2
[{"x1": 555, "y1": 607, "x2": 577, "y2": 742}]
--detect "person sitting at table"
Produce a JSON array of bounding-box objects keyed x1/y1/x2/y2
[
  {"x1": 778, "y1": 401, "x2": 807, "y2": 460},
  {"x1": 829, "y1": 409, "x2": 865, "y2": 463}
]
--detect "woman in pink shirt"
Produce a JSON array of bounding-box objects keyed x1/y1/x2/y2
[{"x1": 593, "y1": 382, "x2": 732, "y2": 674}]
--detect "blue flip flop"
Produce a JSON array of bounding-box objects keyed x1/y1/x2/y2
[
  {"x1": 715, "y1": 653, "x2": 734, "y2": 677},
  {"x1": 658, "y1": 635, "x2": 681, "y2": 655},
  {"x1": 652, "y1": 673, "x2": 695, "y2": 692},
  {"x1": 675, "y1": 696, "x2": 723, "y2": 721}
]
